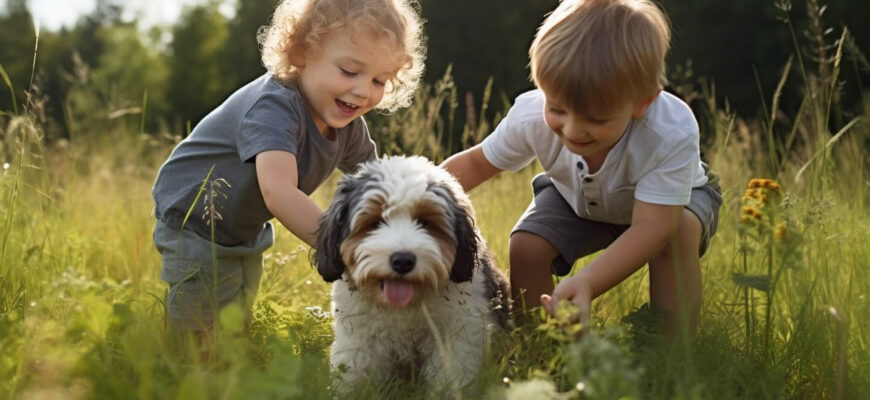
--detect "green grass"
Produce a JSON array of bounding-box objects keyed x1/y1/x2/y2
[
  {"x1": 1, "y1": 87, "x2": 868, "y2": 399},
  {"x1": 2, "y1": 8, "x2": 870, "y2": 399}
]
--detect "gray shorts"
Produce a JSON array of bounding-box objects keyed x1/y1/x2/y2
[
  {"x1": 513, "y1": 172, "x2": 722, "y2": 276},
  {"x1": 153, "y1": 219, "x2": 273, "y2": 331}
]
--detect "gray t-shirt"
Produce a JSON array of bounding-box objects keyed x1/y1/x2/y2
[{"x1": 152, "y1": 74, "x2": 376, "y2": 246}]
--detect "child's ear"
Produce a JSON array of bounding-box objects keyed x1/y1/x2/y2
[
  {"x1": 289, "y1": 44, "x2": 307, "y2": 67},
  {"x1": 632, "y1": 89, "x2": 661, "y2": 118},
  {"x1": 290, "y1": 52, "x2": 305, "y2": 68}
]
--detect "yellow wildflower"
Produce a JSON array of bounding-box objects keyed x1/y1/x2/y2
[
  {"x1": 764, "y1": 180, "x2": 781, "y2": 191},
  {"x1": 774, "y1": 223, "x2": 787, "y2": 240},
  {"x1": 747, "y1": 178, "x2": 781, "y2": 192}
]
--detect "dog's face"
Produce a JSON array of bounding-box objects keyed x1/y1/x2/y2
[{"x1": 314, "y1": 156, "x2": 478, "y2": 308}]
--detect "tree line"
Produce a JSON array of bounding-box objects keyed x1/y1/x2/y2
[{"x1": 1, "y1": 0, "x2": 868, "y2": 142}]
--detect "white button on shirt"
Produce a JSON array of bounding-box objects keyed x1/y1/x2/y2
[{"x1": 482, "y1": 89, "x2": 709, "y2": 225}]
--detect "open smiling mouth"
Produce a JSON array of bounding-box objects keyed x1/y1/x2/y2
[{"x1": 336, "y1": 99, "x2": 359, "y2": 112}]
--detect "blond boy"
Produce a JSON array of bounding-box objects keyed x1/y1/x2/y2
[{"x1": 443, "y1": 0, "x2": 721, "y2": 334}]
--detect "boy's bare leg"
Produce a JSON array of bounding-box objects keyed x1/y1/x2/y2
[
  {"x1": 648, "y1": 208, "x2": 703, "y2": 337},
  {"x1": 509, "y1": 231, "x2": 560, "y2": 310}
]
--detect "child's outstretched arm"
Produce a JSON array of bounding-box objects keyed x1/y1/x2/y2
[
  {"x1": 256, "y1": 150, "x2": 323, "y2": 247},
  {"x1": 441, "y1": 144, "x2": 502, "y2": 192},
  {"x1": 541, "y1": 200, "x2": 682, "y2": 323}
]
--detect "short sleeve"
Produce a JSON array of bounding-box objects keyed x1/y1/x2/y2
[
  {"x1": 481, "y1": 102, "x2": 538, "y2": 171},
  {"x1": 635, "y1": 135, "x2": 699, "y2": 206},
  {"x1": 338, "y1": 118, "x2": 377, "y2": 173},
  {"x1": 237, "y1": 92, "x2": 301, "y2": 163}
]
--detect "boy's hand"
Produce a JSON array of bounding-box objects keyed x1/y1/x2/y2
[
  {"x1": 541, "y1": 274, "x2": 593, "y2": 324},
  {"x1": 540, "y1": 201, "x2": 682, "y2": 325}
]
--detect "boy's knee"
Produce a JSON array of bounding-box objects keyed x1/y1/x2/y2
[
  {"x1": 666, "y1": 209, "x2": 702, "y2": 247},
  {"x1": 510, "y1": 231, "x2": 569, "y2": 275},
  {"x1": 509, "y1": 231, "x2": 555, "y2": 260},
  {"x1": 679, "y1": 208, "x2": 703, "y2": 240},
  {"x1": 652, "y1": 209, "x2": 703, "y2": 266}
]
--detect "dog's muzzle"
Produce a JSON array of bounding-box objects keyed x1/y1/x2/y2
[
  {"x1": 389, "y1": 251, "x2": 416, "y2": 274},
  {"x1": 383, "y1": 251, "x2": 417, "y2": 307}
]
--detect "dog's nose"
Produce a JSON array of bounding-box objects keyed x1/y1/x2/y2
[{"x1": 389, "y1": 251, "x2": 416, "y2": 274}]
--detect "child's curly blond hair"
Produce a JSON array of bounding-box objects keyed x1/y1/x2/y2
[{"x1": 258, "y1": 0, "x2": 425, "y2": 112}]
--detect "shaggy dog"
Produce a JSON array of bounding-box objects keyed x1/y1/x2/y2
[{"x1": 313, "y1": 155, "x2": 510, "y2": 391}]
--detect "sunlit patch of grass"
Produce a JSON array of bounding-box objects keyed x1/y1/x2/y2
[{"x1": 2, "y1": 95, "x2": 869, "y2": 399}]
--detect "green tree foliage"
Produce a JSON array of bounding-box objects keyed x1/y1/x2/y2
[
  {"x1": 94, "y1": 25, "x2": 170, "y2": 126},
  {"x1": 62, "y1": 24, "x2": 169, "y2": 137},
  {"x1": 0, "y1": 0, "x2": 36, "y2": 113},
  {"x1": 222, "y1": 0, "x2": 278, "y2": 89},
  {"x1": 2, "y1": 0, "x2": 870, "y2": 141},
  {"x1": 3, "y1": 0, "x2": 127, "y2": 137},
  {"x1": 167, "y1": 2, "x2": 230, "y2": 129},
  {"x1": 419, "y1": 0, "x2": 557, "y2": 100}
]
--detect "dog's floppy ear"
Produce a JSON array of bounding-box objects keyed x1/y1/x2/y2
[
  {"x1": 449, "y1": 193, "x2": 478, "y2": 283},
  {"x1": 313, "y1": 179, "x2": 353, "y2": 282}
]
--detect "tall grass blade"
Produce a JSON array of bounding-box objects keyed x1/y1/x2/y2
[
  {"x1": 0, "y1": 64, "x2": 18, "y2": 114},
  {"x1": 752, "y1": 65, "x2": 771, "y2": 133},
  {"x1": 824, "y1": 28, "x2": 847, "y2": 129},
  {"x1": 778, "y1": 2, "x2": 811, "y2": 97},
  {"x1": 419, "y1": 304, "x2": 461, "y2": 399},
  {"x1": 843, "y1": 34, "x2": 868, "y2": 111},
  {"x1": 181, "y1": 164, "x2": 215, "y2": 231},
  {"x1": 140, "y1": 90, "x2": 148, "y2": 135},
  {"x1": 0, "y1": 120, "x2": 28, "y2": 263},
  {"x1": 777, "y1": 96, "x2": 808, "y2": 175},
  {"x1": 768, "y1": 55, "x2": 794, "y2": 173},
  {"x1": 27, "y1": 24, "x2": 39, "y2": 100},
  {"x1": 794, "y1": 116, "x2": 860, "y2": 183}
]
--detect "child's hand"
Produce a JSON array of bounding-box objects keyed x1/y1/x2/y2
[{"x1": 540, "y1": 274, "x2": 593, "y2": 324}]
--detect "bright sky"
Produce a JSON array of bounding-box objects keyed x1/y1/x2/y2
[{"x1": 24, "y1": 0, "x2": 228, "y2": 31}]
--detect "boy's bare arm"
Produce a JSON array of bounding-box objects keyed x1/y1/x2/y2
[
  {"x1": 440, "y1": 144, "x2": 502, "y2": 192},
  {"x1": 255, "y1": 150, "x2": 323, "y2": 247},
  {"x1": 543, "y1": 200, "x2": 682, "y2": 320}
]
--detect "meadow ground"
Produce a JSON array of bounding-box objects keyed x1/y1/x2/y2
[{"x1": 2, "y1": 20, "x2": 870, "y2": 400}]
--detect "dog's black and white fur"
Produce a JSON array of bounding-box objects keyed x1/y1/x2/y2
[{"x1": 314, "y1": 155, "x2": 510, "y2": 391}]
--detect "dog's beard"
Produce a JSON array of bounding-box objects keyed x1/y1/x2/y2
[{"x1": 342, "y1": 217, "x2": 454, "y2": 308}]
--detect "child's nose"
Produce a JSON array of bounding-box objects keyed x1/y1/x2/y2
[
  {"x1": 561, "y1": 121, "x2": 583, "y2": 138},
  {"x1": 351, "y1": 80, "x2": 371, "y2": 99}
]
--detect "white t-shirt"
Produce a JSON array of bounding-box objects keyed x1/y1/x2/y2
[{"x1": 482, "y1": 89, "x2": 708, "y2": 225}]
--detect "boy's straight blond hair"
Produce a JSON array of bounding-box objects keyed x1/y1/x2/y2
[
  {"x1": 529, "y1": 0, "x2": 670, "y2": 115},
  {"x1": 258, "y1": 0, "x2": 425, "y2": 112}
]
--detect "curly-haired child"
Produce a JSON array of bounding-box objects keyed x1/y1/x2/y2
[{"x1": 152, "y1": 0, "x2": 425, "y2": 336}]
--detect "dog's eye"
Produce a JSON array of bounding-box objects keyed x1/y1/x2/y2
[
  {"x1": 417, "y1": 218, "x2": 429, "y2": 228},
  {"x1": 370, "y1": 218, "x2": 386, "y2": 229}
]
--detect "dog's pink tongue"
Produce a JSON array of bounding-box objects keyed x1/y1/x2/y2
[{"x1": 383, "y1": 279, "x2": 414, "y2": 307}]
